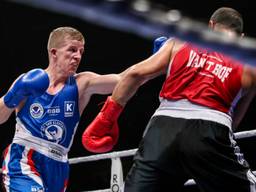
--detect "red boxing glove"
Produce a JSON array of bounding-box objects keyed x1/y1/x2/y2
[{"x1": 82, "y1": 96, "x2": 123, "y2": 153}]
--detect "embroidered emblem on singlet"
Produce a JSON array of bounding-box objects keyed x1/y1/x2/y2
[
  {"x1": 30, "y1": 103, "x2": 44, "y2": 119},
  {"x1": 41, "y1": 120, "x2": 66, "y2": 144}
]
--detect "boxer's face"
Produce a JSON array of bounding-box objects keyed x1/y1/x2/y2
[{"x1": 55, "y1": 38, "x2": 84, "y2": 76}]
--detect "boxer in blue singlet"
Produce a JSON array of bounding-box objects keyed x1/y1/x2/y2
[{"x1": 0, "y1": 26, "x2": 126, "y2": 192}]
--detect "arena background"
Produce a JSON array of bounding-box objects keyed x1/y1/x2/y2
[{"x1": 0, "y1": 0, "x2": 256, "y2": 191}]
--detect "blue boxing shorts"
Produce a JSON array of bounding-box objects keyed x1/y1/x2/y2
[{"x1": 2, "y1": 143, "x2": 69, "y2": 192}]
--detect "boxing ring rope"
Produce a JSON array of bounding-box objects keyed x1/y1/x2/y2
[
  {"x1": 69, "y1": 129, "x2": 256, "y2": 164},
  {"x1": 8, "y1": 0, "x2": 256, "y2": 67},
  {"x1": 71, "y1": 129, "x2": 256, "y2": 192}
]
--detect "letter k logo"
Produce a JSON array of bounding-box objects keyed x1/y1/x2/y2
[
  {"x1": 64, "y1": 101, "x2": 75, "y2": 117},
  {"x1": 66, "y1": 103, "x2": 73, "y2": 112}
]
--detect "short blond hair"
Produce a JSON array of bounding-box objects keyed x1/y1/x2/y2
[{"x1": 47, "y1": 26, "x2": 85, "y2": 51}]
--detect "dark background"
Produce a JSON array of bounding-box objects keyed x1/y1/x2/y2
[{"x1": 1, "y1": 0, "x2": 256, "y2": 191}]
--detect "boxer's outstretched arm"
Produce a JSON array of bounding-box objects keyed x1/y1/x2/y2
[
  {"x1": 112, "y1": 38, "x2": 179, "y2": 106},
  {"x1": 81, "y1": 38, "x2": 184, "y2": 153},
  {"x1": 76, "y1": 67, "x2": 131, "y2": 114}
]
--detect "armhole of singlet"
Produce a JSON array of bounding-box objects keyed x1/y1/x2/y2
[{"x1": 166, "y1": 42, "x2": 189, "y2": 77}]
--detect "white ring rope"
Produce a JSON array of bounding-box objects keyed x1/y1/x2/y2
[
  {"x1": 77, "y1": 129, "x2": 256, "y2": 192},
  {"x1": 234, "y1": 129, "x2": 256, "y2": 139},
  {"x1": 76, "y1": 129, "x2": 256, "y2": 192},
  {"x1": 69, "y1": 129, "x2": 256, "y2": 165},
  {"x1": 69, "y1": 149, "x2": 137, "y2": 164}
]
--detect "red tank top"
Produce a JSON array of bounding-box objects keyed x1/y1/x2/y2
[{"x1": 159, "y1": 43, "x2": 243, "y2": 113}]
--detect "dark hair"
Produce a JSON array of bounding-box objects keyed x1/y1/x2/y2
[{"x1": 210, "y1": 7, "x2": 243, "y2": 34}]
